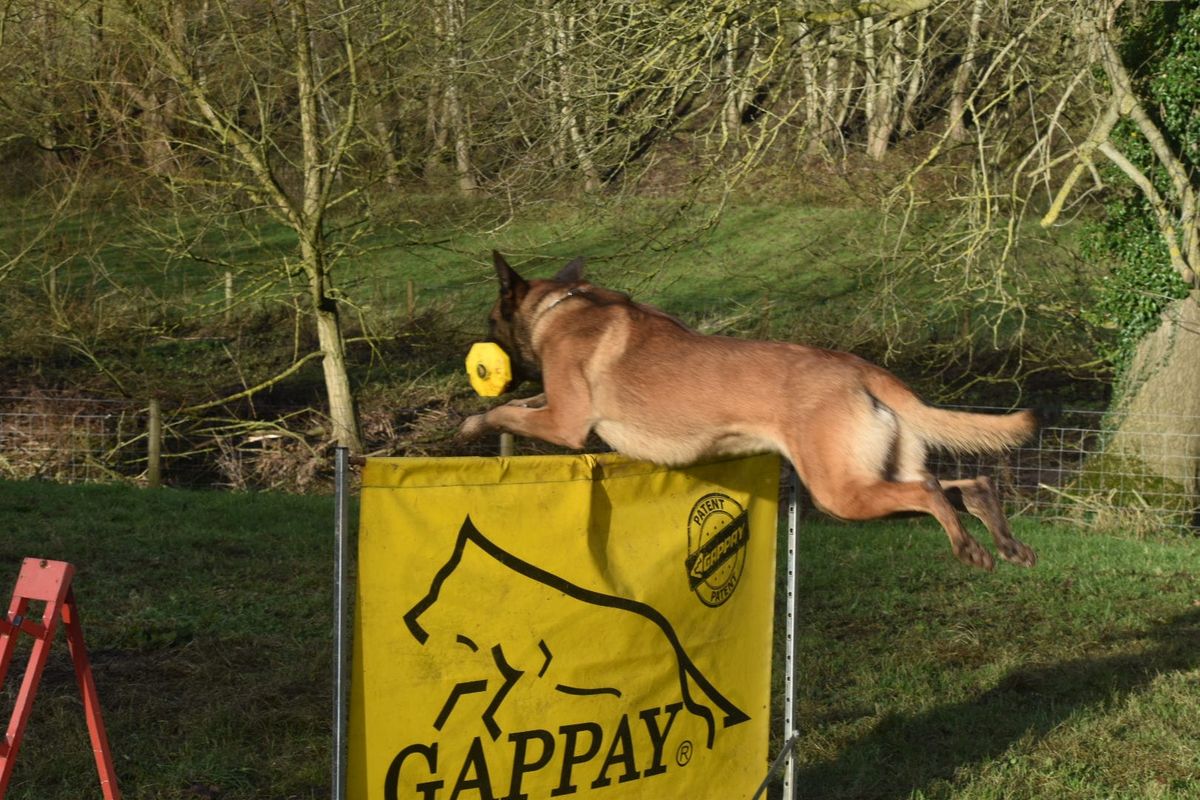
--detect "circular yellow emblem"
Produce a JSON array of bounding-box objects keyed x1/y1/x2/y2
[{"x1": 685, "y1": 492, "x2": 749, "y2": 608}]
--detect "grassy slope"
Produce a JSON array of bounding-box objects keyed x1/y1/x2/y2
[
  {"x1": 345, "y1": 199, "x2": 1088, "y2": 354},
  {"x1": 2, "y1": 197, "x2": 877, "y2": 324},
  {"x1": 1, "y1": 196, "x2": 1095, "y2": 409},
  {"x1": 2, "y1": 479, "x2": 1197, "y2": 799},
  {"x1": 0, "y1": 199, "x2": 887, "y2": 408}
]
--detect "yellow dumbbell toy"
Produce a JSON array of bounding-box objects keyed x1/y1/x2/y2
[{"x1": 465, "y1": 342, "x2": 513, "y2": 397}]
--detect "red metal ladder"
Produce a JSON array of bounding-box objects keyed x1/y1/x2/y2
[{"x1": 0, "y1": 558, "x2": 120, "y2": 799}]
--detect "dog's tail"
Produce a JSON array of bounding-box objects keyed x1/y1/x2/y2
[{"x1": 865, "y1": 371, "x2": 1037, "y2": 454}]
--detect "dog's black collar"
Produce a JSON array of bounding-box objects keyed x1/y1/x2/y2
[{"x1": 539, "y1": 286, "x2": 588, "y2": 316}]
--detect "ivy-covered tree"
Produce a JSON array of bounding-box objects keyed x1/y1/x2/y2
[
  {"x1": 1079, "y1": 1, "x2": 1200, "y2": 503},
  {"x1": 1083, "y1": 1, "x2": 1198, "y2": 365}
]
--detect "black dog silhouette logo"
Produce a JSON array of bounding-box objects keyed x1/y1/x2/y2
[{"x1": 385, "y1": 515, "x2": 750, "y2": 799}]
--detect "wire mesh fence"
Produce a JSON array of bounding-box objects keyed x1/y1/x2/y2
[
  {"x1": 0, "y1": 393, "x2": 504, "y2": 491},
  {"x1": 1, "y1": 396, "x2": 1196, "y2": 534},
  {"x1": 0, "y1": 394, "x2": 331, "y2": 490},
  {"x1": 0, "y1": 395, "x2": 148, "y2": 483},
  {"x1": 929, "y1": 407, "x2": 1199, "y2": 536}
]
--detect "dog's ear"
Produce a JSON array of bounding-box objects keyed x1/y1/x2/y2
[
  {"x1": 554, "y1": 256, "x2": 585, "y2": 284},
  {"x1": 492, "y1": 250, "x2": 530, "y2": 299}
]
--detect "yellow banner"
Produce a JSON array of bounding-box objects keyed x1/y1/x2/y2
[{"x1": 349, "y1": 452, "x2": 780, "y2": 800}]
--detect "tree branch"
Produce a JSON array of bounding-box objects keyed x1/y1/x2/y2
[
  {"x1": 112, "y1": 6, "x2": 302, "y2": 230},
  {"x1": 180, "y1": 350, "x2": 326, "y2": 415},
  {"x1": 1040, "y1": 93, "x2": 1124, "y2": 227},
  {"x1": 797, "y1": 1, "x2": 938, "y2": 26}
]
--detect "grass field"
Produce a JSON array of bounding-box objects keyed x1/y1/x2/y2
[
  {"x1": 2, "y1": 478, "x2": 1197, "y2": 799},
  {"x1": 788, "y1": 515, "x2": 1200, "y2": 799},
  {"x1": 4, "y1": 196, "x2": 881, "y2": 325},
  {"x1": 2, "y1": 195, "x2": 1099, "y2": 411}
]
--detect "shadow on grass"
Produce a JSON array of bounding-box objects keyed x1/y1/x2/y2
[{"x1": 794, "y1": 607, "x2": 1200, "y2": 799}]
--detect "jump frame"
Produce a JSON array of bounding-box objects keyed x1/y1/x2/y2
[{"x1": 329, "y1": 448, "x2": 801, "y2": 800}]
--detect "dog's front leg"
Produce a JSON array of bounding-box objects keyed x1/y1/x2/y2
[
  {"x1": 509, "y1": 393, "x2": 547, "y2": 409},
  {"x1": 457, "y1": 394, "x2": 545, "y2": 441},
  {"x1": 458, "y1": 393, "x2": 591, "y2": 449}
]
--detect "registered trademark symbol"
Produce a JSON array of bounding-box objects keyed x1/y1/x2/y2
[{"x1": 676, "y1": 740, "x2": 693, "y2": 766}]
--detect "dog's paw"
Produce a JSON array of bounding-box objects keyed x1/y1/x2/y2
[
  {"x1": 457, "y1": 413, "x2": 491, "y2": 442},
  {"x1": 952, "y1": 536, "x2": 995, "y2": 572},
  {"x1": 997, "y1": 537, "x2": 1037, "y2": 568}
]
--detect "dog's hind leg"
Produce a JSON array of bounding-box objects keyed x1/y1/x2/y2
[
  {"x1": 941, "y1": 476, "x2": 1036, "y2": 567},
  {"x1": 801, "y1": 471, "x2": 995, "y2": 571},
  {"x1": 783, "y1": 401, "x2": 994, "y2": 570}
]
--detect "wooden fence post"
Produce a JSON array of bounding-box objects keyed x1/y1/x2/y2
[{"x1": 147, "y1": 400, "x2": 162, "y2": 489}]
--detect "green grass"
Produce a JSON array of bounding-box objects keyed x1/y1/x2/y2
[
  {"x1": 787, "y1": 516, "x2": 1200, "y2": 799},
  {"x1": 0, "y1": 480, "x2": 336, "y2": 799},
  {"x1": 0, "y1": 197, "x2": 887, "y2": 406},
  {"x1": 2, "y1": 479, "x2": 1198, "y2": 799},
  {"x1": 1, "y1": 194, "x2": 1097, "y2": 407}
]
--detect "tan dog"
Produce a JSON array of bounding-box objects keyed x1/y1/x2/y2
[{"x1": 460, "y1": 252, "x2": 1038, "y2": 571}]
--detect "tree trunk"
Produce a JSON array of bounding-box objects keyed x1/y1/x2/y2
[
  {"x1": 798, "y1": 23, "x2": 820, "y2": 154},
  {"x1": 300, "y1": 227, "x2": 362, "y2": 454},
  {"x1": 362, "y1": 54, "x2": 402, "y2": 187},
  {"x1": 372, "y1": 99, "x2": 402, "y2": 187},
  {"x1": 552, "y1": 4, "x2": 600, "y2": 191},
  {"x1": 539, "y1": 0, "x2": 567, "y2": 170},
  {"x1": 127, "y1": 4, "x2": 186, "y2": 175},
  {"x1": 831, "y1": 35, "x2": 857, "y2": 146},
  {"x1": 899, "y1": 9, "x2": 928, "y2": 134},
  {"x1": 295, "y1": 0, "x2": 363, "y2": 454},
  {"x1": 313, "y1": 287, "x2": 363, "y2": 455},
  {"x1": 444, "y1": 0, "x2": 477, "y2": 196},
  {"x1": 124, "y1": 86, "x2": 180, "y2": 175},
  {"x1": 818, "y1": 29, "x2": 857, "y2": 154},
  {"x1": 1106, "y1": 293, "x2": 1200, "y2": 506},
  {"x1": 866, "y1": 19, "x2": 903, "y2": 160},
  {"x1": 723, "y1": 24, "x2": 742, "y2": 140},
  {"x1": 425, "y1": 85, "x2": 449, "y2": 176},
  {"x1": 948, "y1": 0, "x2": 984, "y2": 141},
  {"x1": 861, "y1": 18, "x2": 877, "y2": 134},
  {"x1": 448, "y1": 83, "x2": 476, "y2": 196},
  {"x1": 815, "y1": 30, "x2": 844, "y2": 153}
]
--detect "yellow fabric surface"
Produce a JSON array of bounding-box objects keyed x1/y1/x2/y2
[{"x1": 349, "y1": 452, "x2": 780, "y2": 800}]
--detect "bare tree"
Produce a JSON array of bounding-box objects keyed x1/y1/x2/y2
[
  {"x1": 864, "y1": 17, "x2": 906, "y2": 160},
  {"x1": 424, "y1": 0, "x2": 478, "y2": 195},
  {"x1": 92, "y1": 0, "x2": 401, "y2": 453},
  {"x1": 947, "y1": 0, "x2": 984, "y2": 141}
]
